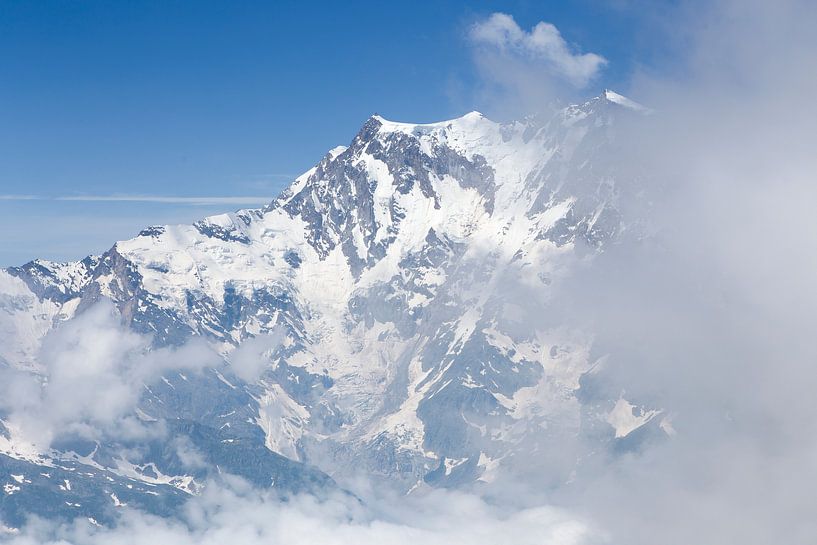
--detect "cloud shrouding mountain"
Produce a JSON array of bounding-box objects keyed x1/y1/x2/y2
[
  {"x1": 2, "y1": 1, "x2": 817, "y2": 543},
  {"x1": 0, "y1": 302, "x2": 217, "y2": 449},
  {"x1": 537, "y1": 1, "x2": 817, "y2": 542},
  {"x1": 1, "y1": 479, "x2": 595, "y2": 545}
]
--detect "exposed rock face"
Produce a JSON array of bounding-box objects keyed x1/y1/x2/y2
[{"x1": 0, "y1": 92, "x2": 666, "y2": 523}]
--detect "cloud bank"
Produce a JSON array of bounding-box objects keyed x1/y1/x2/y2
[
  {"x1": 1, "y1": 479, "x2": 595, "y2": 545},
  {"x1": 534, "y1": 1, "x2": 817, "y2": 543},
  {"x1": 3, "y1": 1, "x2": 817, "y2": 543},
  {"x1": 457, "y1": 2, "x2": 817, "y2": 543},
  {"x1": 0, "y1": 302, "x2": 217, "y2": 449}
]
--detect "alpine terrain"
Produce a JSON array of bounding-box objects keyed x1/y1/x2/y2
[{"x1": 0, "y1": 91, "x2": 669, "y2": 527}]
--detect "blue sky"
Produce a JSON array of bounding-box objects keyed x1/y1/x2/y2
[{"x1": 0, "y1": 0, "x2": 672, "y2": 265}]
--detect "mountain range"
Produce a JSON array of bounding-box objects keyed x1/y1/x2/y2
[{"x1": 0, "y1": 90, "x2": 669, "y2": 528}]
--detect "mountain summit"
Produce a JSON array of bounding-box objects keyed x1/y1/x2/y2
[{"x1": 0, "y1": 92, "x2": 663, "y2": 525}]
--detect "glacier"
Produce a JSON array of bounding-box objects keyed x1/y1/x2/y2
[{"x1": 0, "y1": 91, "x2": 667, "y2": 526}]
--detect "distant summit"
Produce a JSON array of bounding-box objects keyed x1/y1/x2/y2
[{"x1": 0, "y1": 92, "x2": 663, "y2": 525}]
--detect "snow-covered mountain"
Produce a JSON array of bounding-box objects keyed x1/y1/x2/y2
[{"x1": 0, "y1": 91, "x2": 669, "y2": 525}]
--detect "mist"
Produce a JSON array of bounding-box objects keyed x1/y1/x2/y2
[
  {"x1": 0, "y1": 301, "x2": 217, "y2": 450},
  {"x1": 543, "y1": 1, "x2": 817, "y2": 542},
  {"x1": 452, "y1": 1, "x2": 817, "y2": 542},
  {"x1": 3, "y1": 1, "x2": 817, "y2": 543},
  {"x1": 1, "y1": 479, "x2": 595, "y2": 545}
]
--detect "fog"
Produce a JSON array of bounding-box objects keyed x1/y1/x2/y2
[
  {"x1": 456, "y1": 2, "x2": 817, "y2": 542},
  {"x1": 2, "y1": 477, "x2": 594, "y2": 545},
  {"x1": 4, "y1": 1, "x2": 817, "y2": 543},
  {"x1": 0, "y1": 302, "x2": 217, "y2": 449},
  {"x1": 547, "y1": 1, "x2": 817, "y2": 542}
]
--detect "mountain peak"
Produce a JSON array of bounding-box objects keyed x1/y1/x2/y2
[
  {"x1": 461, "y1": 110, "x2": 485, "y2": 119},
  {"x1": 367, "y1": 110, "x2": 492, "y2": 133},
  {"x1": 601, "y1": 89, "x2": 650, "y2": 112},
  {"x1": 0, "y1": 93, "x2": 647, "y2": 521}
]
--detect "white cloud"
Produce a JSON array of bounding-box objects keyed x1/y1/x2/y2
[
  {"x1": 228, "y1": 329, "x2": 285, "y2": 383},
  {"x1": 470, "y1": 13, "x2": 606, "y2": 88},
  {"x1": 0, "y1": 195, "x2": 273, "y2": 205},
  {"x1": 0, "y1": 481, "x2": 596, "y2": 545},
  {"x1": 4, "y1": 4, "x2": 817, "y2": 544},
  {"x1": 0, "y1": 301, "x2": 219, "y2": 448},
  {"x1": 56, "y1": 195, "x2": 274, "y2": 206}
]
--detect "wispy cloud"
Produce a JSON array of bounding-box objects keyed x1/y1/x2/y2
[
  {"x1": 0, "y1": 195, "x2": 273, "y2": 206},
  {"x1": 0, "y1": 301, "x2": 217, "y2": 448},
  {"x1": 0, "y1": 195, "x2": 40, "y2": 200},
  {"x1": 0, "y1": 473, "x2": 594, "y2": 544},
  {"x1": 246, "y1": 173, "x2": 296, "y2": 179},
  {"x1": 469, "y1": 13, "x2": 606, "y2": 88},
  {"x1": 56, "y1": 195, "x2": 274, "y2": 206}
]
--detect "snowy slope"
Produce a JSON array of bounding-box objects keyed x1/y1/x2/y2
[{"x1": 0, "y1": 91, "x2": 666, "y2": 522}]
